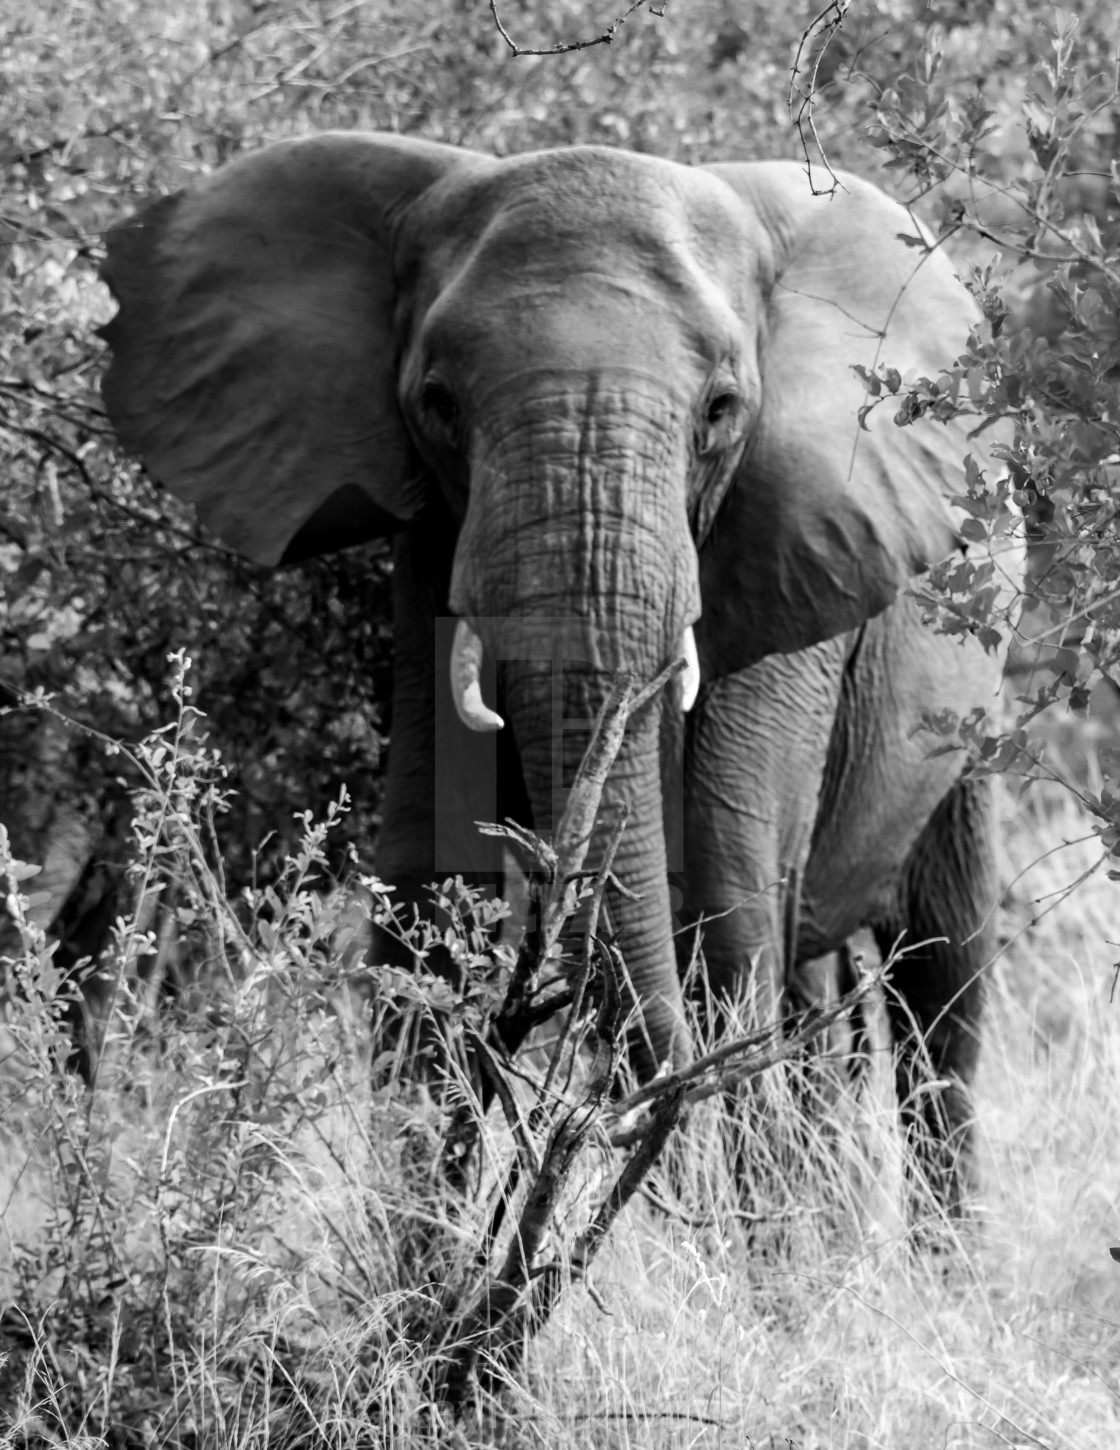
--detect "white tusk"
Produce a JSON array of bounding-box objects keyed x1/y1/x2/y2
[
  {"x1": 681, "y1": 626, "x2": 700, "y2": 712},
  {"x1": 450, "y1": 619, "x2": 505, "y2": 732}
]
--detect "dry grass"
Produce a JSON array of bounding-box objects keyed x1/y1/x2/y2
[{"x1": 521, "y1": 769, "x2": 1120, "y2": 1449}]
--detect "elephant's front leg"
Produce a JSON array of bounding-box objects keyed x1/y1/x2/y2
[{"x1": 682, "y1": 639, "x2": 850, "y2": 1031}]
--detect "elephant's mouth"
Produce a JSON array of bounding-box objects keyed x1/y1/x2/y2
[{"x1": 450, "y1": 616, "x2": 700, "y2": 734}]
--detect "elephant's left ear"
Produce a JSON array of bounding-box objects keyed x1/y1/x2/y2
[
  {"x1": 698, "y1": 160, "x2": 986, "y2": 672},
  {"x1": 100, "y1": 132, "x2": 486, "y2": 565}
]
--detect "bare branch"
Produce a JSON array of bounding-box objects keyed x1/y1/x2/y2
[
  {"x1": 541, "y1": 802, "x2": 630, "y2": 1101},
  {"x1": 607, "y1": 961, "x2": 890, "y2": 1146},
  {"x1": 495, "y1": 661, "x2": 682, "y2": 1054},
  {"x1": 788, "y1": 1, "x2": 852, "y2": 196},
  {"x1": 489, "y1": 0, "x2": 663, "y2": 58}
]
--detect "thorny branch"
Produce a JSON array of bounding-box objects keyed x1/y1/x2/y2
[
  {"x1": 488, "y1": 0, "x2": 666, "y2": 58},
  {"x1": 788, "y1": 1, "x2": 852, "y2": 195}
]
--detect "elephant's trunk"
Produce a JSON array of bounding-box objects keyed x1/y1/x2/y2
[{"x1": 450, "y1": 383, "x2": 700, "y2": 1074}]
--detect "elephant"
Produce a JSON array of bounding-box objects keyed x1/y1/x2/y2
[{"x1": 98, "y1": 133, "x2": 1014, "y2": 1215}]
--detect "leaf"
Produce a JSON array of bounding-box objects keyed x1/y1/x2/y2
[
  {"x1": 6, "y1": 861, "x2": 42, "y2": 883},
  {"x1": 852, "y1": 364, "x2": 881, "y2": 396}
]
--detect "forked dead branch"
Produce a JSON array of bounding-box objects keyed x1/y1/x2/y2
[{"x1": 429, "y1": 662, "x2": 886, "y2": 1411}]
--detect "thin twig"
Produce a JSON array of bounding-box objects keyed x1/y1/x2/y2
[{"x1": 489, "y1": 0, "x2": 658, "y2": 57}]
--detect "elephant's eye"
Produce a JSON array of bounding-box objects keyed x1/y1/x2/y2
[
  {"x1": 706, "y1": 391, "x2": 739, "y2": 426},
  {"x1": 696, "y1": 387, "x2": 742, "y2": 457},
  {"x1": 421, "y1": 380, "x2": 460, "y2": 428}
]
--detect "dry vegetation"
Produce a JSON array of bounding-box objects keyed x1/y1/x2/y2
[
  {"x1": 535, "y1": 775, "x2": 1120, "y2": 1449},
  {"x1": 3, "y1": 690, "x2": 1119, "y2": 1446}
]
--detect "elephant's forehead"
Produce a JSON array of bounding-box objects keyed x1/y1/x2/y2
[{"x1": 412, "y1": 146, "x2": 753, "y2": 292}]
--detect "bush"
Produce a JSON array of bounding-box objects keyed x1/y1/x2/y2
[{"x1": 3, "y1": 656, "x2": 881, "y2": 1442}]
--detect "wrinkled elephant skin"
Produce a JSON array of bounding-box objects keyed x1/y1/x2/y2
[{"x1": 98, "y1": 134, "x2": 1017, "y2": 1215}]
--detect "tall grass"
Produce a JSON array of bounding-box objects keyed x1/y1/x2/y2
[
  {"x1": 527, "y1": 778, "x2": 1120, "y2": 1449},
  {"x1": 3, "y1": 683, "x2": 1119, "y2": 1448}
]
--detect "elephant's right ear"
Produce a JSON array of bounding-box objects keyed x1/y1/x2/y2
[{"x1": 100, "y1": 133, "x2": 485, "y2": 565}]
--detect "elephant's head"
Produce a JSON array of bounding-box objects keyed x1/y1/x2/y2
[{"x1": 99, "y1": 134, "x2": 981, "y2": 1073}]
